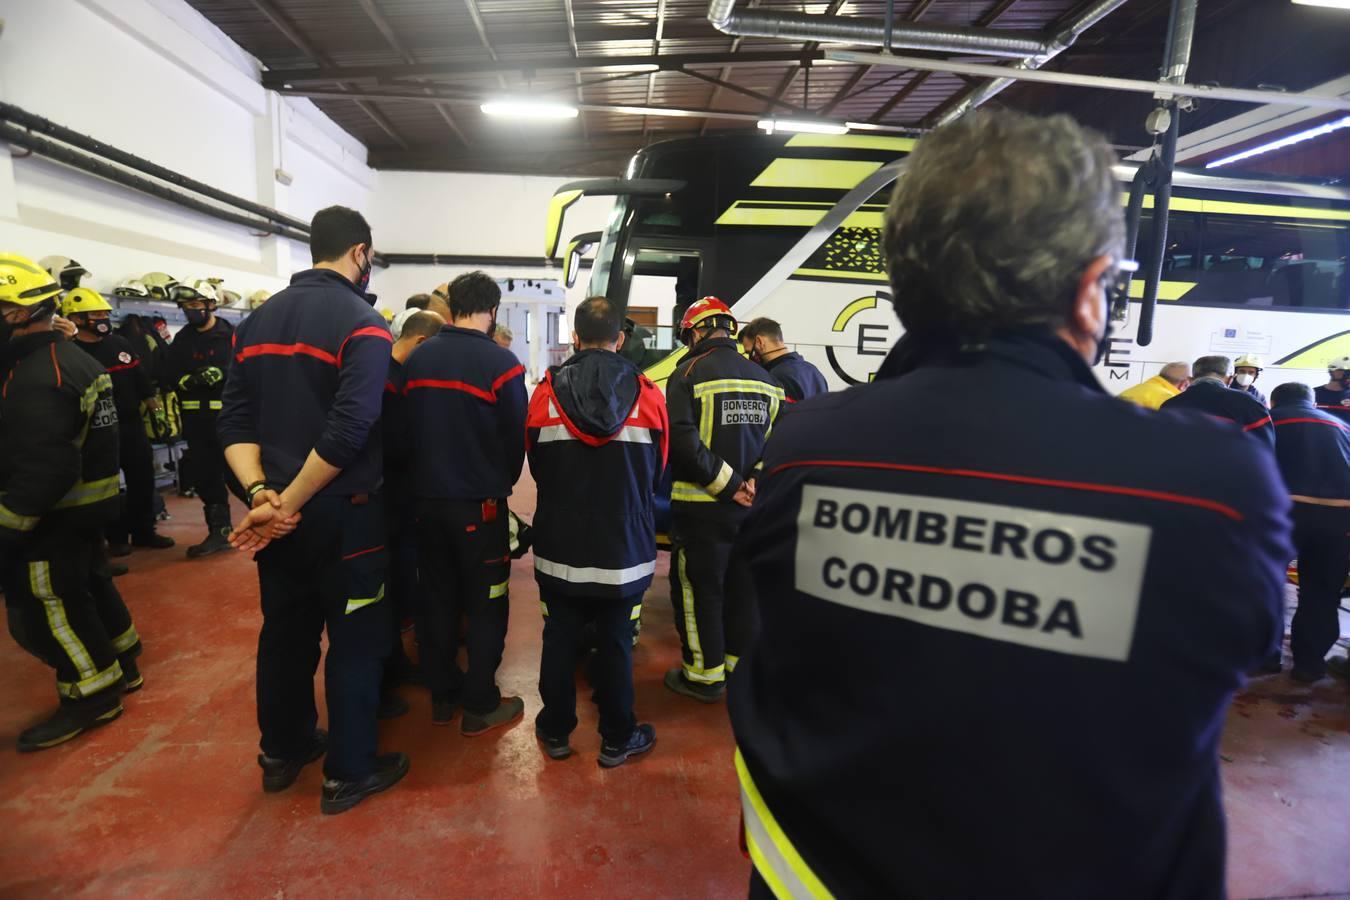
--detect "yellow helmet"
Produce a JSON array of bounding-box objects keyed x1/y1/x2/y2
[
  {"x1": 0, "y1": 253, "x2": 63, "y2": 312},
  {"x1": 61, "y1": 286, "x2": 113, "y2": 317},
  {"x1": 1233, "y1": 355, "x2": 1262, "y2": 370},
  {"x1": 247, "y1": 289, "x2": 271, "y2": 309},
  {"x1": 142, "y1": 272, "x2": 179, "y2": 301}
]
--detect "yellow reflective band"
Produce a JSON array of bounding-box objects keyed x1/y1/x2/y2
[
  {"x1": 110, "y1": 624, "x2": 140, "y2": 654},
  {"x1": 794, "y1": 267, "x2": 888, "y2": 283},
  {"x1": 706, "y1": 460, "x2": 735, "y2": 497},
  {"x1": 699, "y1": 387, "x2": 716, "y2": 447},
  {"x1": 545, "y1": 189, "x2": 584, "y2": 258},
  {"x1": 0, "y1": 501, "x2": 39, "y2": 533},
  {"x1": 751, "y1": 158, "x2": 881, "y2": 191},
  {"x1": 1124, "y1": 192, "x2": 1350, "y2": 222},
  {"x1": 181, "y1": 400, "x2": 202, "y2": 410},
  {"x1": 683, "y1": 663, "x2": 725, "y2": 684},
  {"x1": 31, "y1": 561, "x2": 97, "y2": 681},
  {"x1": 736, "y1": 749, "x2": 835, "y2": 900},
  {"x1": 56, "y1": 660, "x2": 123, "y2": 700},
  {"x1": 345, "y1": 584, "x2": 385, "y2": 615},
  {"x1": 488, "y1": 580, "x2": 509, "y2": 600},
  {"x1": 692, "y1": 379, "x2": 786, "y2": 401},
  {"x1": 671, "y1": 482, "x2": 718, "y2": 503},
  {"x1": 630, "y1": 603, "x2": 643, "y2": 621},
  {"x1": 1126, "y1": 280, "x2": 1195, "y2": 301},
  {"x1": 54, "y1": 476, "x2": 120, "y2": 510},
  {"x1": 714, "y1": 202, "x2": 883, "y2": 229},
  {"x1": 539, "y1": 600, "x2": 549, "y2": 617},
  {"x1": 208, "y1": 400, "x2": 223, "y2": 410},
  {"x1": 676, "y1": 547, "x2": 705, "y2": 673},
  {"x1": 725, "y1": 653, "x2": 739, "y2": 673},
  {"x1": 785, "y1": 133, "x2": 915, "y2": 153}
]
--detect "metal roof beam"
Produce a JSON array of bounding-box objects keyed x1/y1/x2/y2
[
  {"x1": 354, "y1": 0, "x2": 468, "y2": 145},
  {"x1": 680, "y1": 68, "x2": 807, "y2": 114}
]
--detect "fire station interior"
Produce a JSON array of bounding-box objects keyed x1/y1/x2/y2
[{"x1": 1, "y1": 0, "x2": 1348, "y2": 896}]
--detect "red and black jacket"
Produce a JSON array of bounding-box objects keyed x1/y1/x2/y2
[
  {"x1": 402, "y1": 324, "x2": 527, "y2": 501},
  {"x1": 526, "y1": 349, "x2": 668, "y2": 598},
  {"x1": 75, "y1": 334, "x2": 153, "y2": 427}
]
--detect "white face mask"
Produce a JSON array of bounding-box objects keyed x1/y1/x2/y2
[{"x1": 1234, "y1": 373, "x2": 1255, "y2": 387}]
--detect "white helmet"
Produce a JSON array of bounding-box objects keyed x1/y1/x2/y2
[
  {"x1": 39, "y1": 255, "x2": 90, "y2": 291},
  {"x1": 113, "y1": 278, "x2": 150, "y2": 299},
  {"x1": 1233, "y1": 355, "x2": 1262, "y2": 370},
  {"x1": 142, "y1": 272, "x2": 179, "y2": 301},
  {"x1": 1330, "y1": 356, "x2": 1350, "y2": 372}
]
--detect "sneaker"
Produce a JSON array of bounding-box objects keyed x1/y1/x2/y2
[
  {"x1": 133, "y1": 532, "x2": 176, "y2": 550},
  {"x1": 108, "y1": 543, "x2": 133, "y2": 558},
  {"x1": 258, "y1": 729, "x2": 328, "y2": 793},
  {"x1": 1291, "y1": 667, "x2": 1325, "y2": 685},
  {"x1": 663, "y1": 668, "x2": 725, "y2": 704},
  {"x1": 431, "y1": 696, "x2": 458, "y2": 726},
  {"x1": 122, "y1": 657, "x2": 144, "y2": 693},
  {"x1": 535, "y1": 723, "x2": 572, "y2": 760},
  {"x1": 377, "y1": 693, "x2": 409, "y2": 720},
  {"x1": 461, "y1": 696, "x2": 524, "y2": 737},
  {"x1": 598, "y1": 723, "x2": 656, "y2": 769},
  {"x1": 17, "y1": 703, "x2": 123, "y2": 753},
  {"x1": 1327, "y1": 656, "x2": 1350, "y2": 681},
  {"x1": 320, "y1": 752, "x2": 410, "y2": 815}
]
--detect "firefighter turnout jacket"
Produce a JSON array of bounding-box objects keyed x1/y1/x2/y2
[
  {"x1": 1161, "y1": 377, "x2": 1275, "y2": 446},
  {"x1": 163, "y1": 316, "x2": 233, "y2": 418},
  {"x1": 666, "y1": 336, "x2": 782, "y2": 514},
  {"x1": 402, "y1": 325, "x2": 527, "y2": 501},
  {"x1": 526, "y1": 349, "x2": 668, "y2": 599},
  {"x1": 75, "y1": 334, "x2": 153, "y2": 424},
  {"x1": 1270, "y1": 399, "x2": 1350, "y2": 501},
  {"x1": 762, "y1": 350, "x2": 827, "y2": 403},
  {"x1": 728, "y1": 329, "x2": 1291, "y2": 899},
  {"x1": 218, "y1": 269, "x2": 391, "y2": 496},
  {"x1": 0, "y1": 332, "x2": 121, "y2": 539}
]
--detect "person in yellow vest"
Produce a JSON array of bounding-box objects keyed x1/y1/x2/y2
[{"x1": 1118, "y1": 361, "x2": 1190, "y2": 410}]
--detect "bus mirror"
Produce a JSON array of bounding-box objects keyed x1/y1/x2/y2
[
  {"x1": 544, "y1": 178, "x2": 686, "y2": 259},
  {"x1": 564, "y1": 232, "x2": 601, "y2": 289}
]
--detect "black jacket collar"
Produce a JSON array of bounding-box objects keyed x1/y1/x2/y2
[
  {"x1": 442, "y1": 324, "x2": 493, "y2": 342},
  {"x1": 877, "y1": 327, "x2": 1104, "y2": 395}
]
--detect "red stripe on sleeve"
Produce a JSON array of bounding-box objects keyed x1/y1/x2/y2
[
  {"x1": 106, "y1": 359, "x2": 140, "y2": 373},
  {"x1": 1274, "y1": 417, "x2": 1348, "y2": 430},
  {"x1": 1242, "y1": 415, "x2": 1273, "y2": 432},
  {"x1": 403, "y1": 378, "x2": 496, "y2": 403},
  {"x1": 237, "y1": 343, "x2": 338, "y2": 366},
  {"x1": 338, "y1": 325, "x2": 393, "y2": 367},
  {"x1": 491, "y1": 364, "x2": 526, "y2": 395}
]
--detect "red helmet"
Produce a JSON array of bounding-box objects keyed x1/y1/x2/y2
[{"x1": 679, "y1": 296, "x2": 736, "y2": 345}]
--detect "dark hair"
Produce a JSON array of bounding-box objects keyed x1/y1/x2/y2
[
  {"x1": 884, "y1": 109, "x2": 1123, "y2": 338},
  {"x1": 1271, "y1": 381, "x2": 1313, "y2": 406},
  {"x1": 399, "y1": 311, "x2": 444, "y2": 341},
  {"x1": 405, "y1": 293, "x2": 432, "y2": 311},
  {"x1": 310, "y1": 206, "x2": 372, "y2": 264},
  {"x1": 575, "y1": 296, "x2": 622, "y2": 345},
  {"x1": 446, "y1": 271, "x2": 500, "y2": 318},
  {"x1": 741, "y1": 317, "x2": 783, "y2": 344},
  {"x1": 1192, "y1": 355, "x2": 1232, "y2": 379}
]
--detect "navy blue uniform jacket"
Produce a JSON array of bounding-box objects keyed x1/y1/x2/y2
[
  {"x1": 1161, "y1": 377, "x2": 1275, "y2": 447},
  {"x1": 526, "y1": 350, "x2": 668, "y2": 598},
  {"x1": 218, "y1": 268, "x2": 391, "y2": 496},
  {"x1": 1314, "y1": 384, "x2": 1350, "y2": 425},
  {"x1": 402, "y1": 325, "x2": 527, "y2": 501},
  {"x1": 763, "y1": 350, "x2": 827, "y2": 403},
  {"x1": 729, "y1": 329, "x2": 1290, "y2": 899},
  {"x1": 1271, "y1": 400, "x2": 1350, "y2": 500}
]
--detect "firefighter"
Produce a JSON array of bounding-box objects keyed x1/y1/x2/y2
[
  {"x1": 0, "y1": 253, "x2": 143, "y2": 752},
  {"x1": 740, "y1": 317, "x2": 828, "y2": 403},
  {"x1": 219, "y1": 205, "x2": 408, "y2": 815},
  {"x1": 664, "y1": 296, "x2": 783, "y2": 702},
  {"x1": 1232, "y1": 355, "x2": 1268, "y2": 407},
  {"x1": 1161, "y1": 355, "x2": 1275, "y2": 446},
  {"x1": 163, "y1": 282, "x2": 236, "y2": 557},
  {"x1": 403, "y1": 271, "x2": 528, "y2": 735},
  {"x1": 1315, "y1": 356, "x2": 1350, "y2": 425},
  {"x1": 728, "y1": 111, "x2": 1290, "y2": 897},
  {"x1": 1267, "y1": 382, "x2": 1350, "y2": 683},
  {"x1": 62, "y1": 288, "x2": 174, "y2": 555},
  {"x1": 527, "y1": 296, "x2": 668, "y2": 766}
]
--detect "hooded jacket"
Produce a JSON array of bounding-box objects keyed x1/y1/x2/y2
[
  {"x1": 1270, "y1": 399, "x2": 1350, "y2": 502},
  {"x1": 762, "y1": 350, "x2": 828, "y2": 403},
  {"x1": 730, "y1": 328, "x2": 1289, "y2": 899},
  {"x1": 1160, "y1": 377, "x2": 1275, "y2": 447},
  {"x1": 526, "y1": 349, "x2": 668, "y2": 598}
]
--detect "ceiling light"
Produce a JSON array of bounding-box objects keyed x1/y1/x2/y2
[
  {"x1": 758, "y1": 119, "x2": 849, "y2": 136},
  {"x1": 1205, "y1": 115, "x2": 1350, "y2": 168},
  {"x1": 481, "y1": 99, "x2": 579, "y2": 120},
  {"x1": 1291, "y1": 0, "x2": 1350, "y2": 9}
]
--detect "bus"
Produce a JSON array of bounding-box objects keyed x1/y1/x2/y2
[{"x1": 545, "y1": 132, "x2": 1350, "y2": 392}]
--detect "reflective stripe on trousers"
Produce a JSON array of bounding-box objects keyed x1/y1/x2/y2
[{"x1": 735, "y1": 748, "x2": 835, "y2": 899}]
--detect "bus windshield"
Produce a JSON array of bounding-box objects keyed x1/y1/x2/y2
[{"x1": 586, "y1": 195, "x2": 630, "y2": 301}]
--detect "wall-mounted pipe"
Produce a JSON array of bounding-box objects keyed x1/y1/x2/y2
[{"x1": 0, "y1": 102, "x2": 311, "y2": 234}]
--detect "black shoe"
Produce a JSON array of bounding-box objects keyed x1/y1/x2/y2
[
  {"x1": 534, "y1": 723, "x2": 572, "y2": 760},
  {"x1": 663, "y1": 668, "x2": 725, "y2": 704},
  {"x1": 1291, "y1": 667, "x2": 1325, "y2": 685},
  {"x1": 186, "y1": 531, "x2": 230, "y2": 559},
  {"x1": 121, "y1": 657, "x2": 144, "y2": 693},
  {"x1": 108, "y1": 543, "x2": 133, "y2": 558},
  {"x1": 1326, "y1": 656, "x2": 1350, "y2": 681},
  {"x1": 321, "y1": 752, "x2": 410, "y2": 815},
  {"x1": 461, "y1": 696, "x2": 524, "y2": 736},
  {"x1": 110, "y1": 563, "x2": 129, "y2": 577},
  {"x1": 431, "y1": 696, "x2": 458, "y2": 726},
  {"x1": 17, "y1": 703, "x2": 123, "y2": 752},
  {"x1": 598, "y1": 723, "x2": 656, "y2": 769},
  {"x1": 133, "y1": 532, "x2": 176, "y2": 550},
  {"x1": 377, "y1": 693, "x2": 409, "y2": 720},
  {"x1": 258, "y1": 729, "x2": 328, "y2": 793}
]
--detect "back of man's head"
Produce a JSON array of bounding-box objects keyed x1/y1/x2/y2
[
  {"x1": 1271, "y1": 381, "x2": 1314, "y2": 407},
  {"x1": 399, "y1": 310, "x2": 444, "y2": 342},
  {"x1": 741, "y1": 317, "x2": 784, "y2": 346},
  {"x1": 574, "y1": 296, "x2": 623, "y2": 348},
  {"x1": 405, "y1": 293, "x2": 432, "y2": 311},
  {"x1": 1192, "y1": 355, "x2": 1232, "y2": 380},
  {"x1": 446, "y1": 271, "x2": 500, "y2": 320},
  {"x1": 310, "y1": 206, "x2": 372, "y2": 264},
  {"x1": 1159, "y1": 362, "x2": 1190, "y2": 386},
  {"x1": 884, "y1": 110, "x2": 1123, "y2": 338}
]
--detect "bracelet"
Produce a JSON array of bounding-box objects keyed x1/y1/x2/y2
[{"x1": 245, "y1": 480, "x2": 269, "y2": 503}]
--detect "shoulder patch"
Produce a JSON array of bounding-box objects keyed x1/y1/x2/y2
[{"x1": 118, "y1": 351, "x2": 132, "y2": 364}]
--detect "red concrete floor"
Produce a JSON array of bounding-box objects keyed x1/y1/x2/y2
[{"x1": 0, "y1": 478, "x2": 1347, "y2": 899}]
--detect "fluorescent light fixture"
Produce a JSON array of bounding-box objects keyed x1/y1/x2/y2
[
  {"x1": 481, "y1": 99, "x2": 579, "y2": 120},
  {"x1": 1205, "y1": 115, "x2": 1350, "y2": 168},
  {"x1": 758, "y1": 118, "x2": 849, "y2": 135},
  {"x1": 1292, "y1": 0, "x2": 1350, "y2": 9}
]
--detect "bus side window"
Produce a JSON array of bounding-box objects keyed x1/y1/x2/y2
[
  {"x1": 1197, "y1": 214, "x2": 1348, "y2": 310},
  {"x1": 1134, "y1": 209, "x2": 1200, "y2": 279}
]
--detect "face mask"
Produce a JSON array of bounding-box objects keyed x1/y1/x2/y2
[
  {"x1": 1091, "y1": 297, "x2": 1114, "y2": 367},
  {"x1": 82, "y1": 318, "x2": 112, "y2": 337},
  {"x1": 183, "y1": 307, "x2": 210, "y2": 327},
  {"x1": 356, "y1": 250, "x2": 373, "y2": 294},
  {"x1": 1234, "y1": 373, "x2": 1255, "y2": 387}
]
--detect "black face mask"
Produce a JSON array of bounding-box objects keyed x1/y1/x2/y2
[
  {"x1": 82, "y1": 318, "x2": 112, "y2": 337},
  {"x1": 184, "y1": 307, "x2": 211, "y2": 327},
  {"x1": 356, "y1": 251, "x2": 373, "y2": 295}
]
